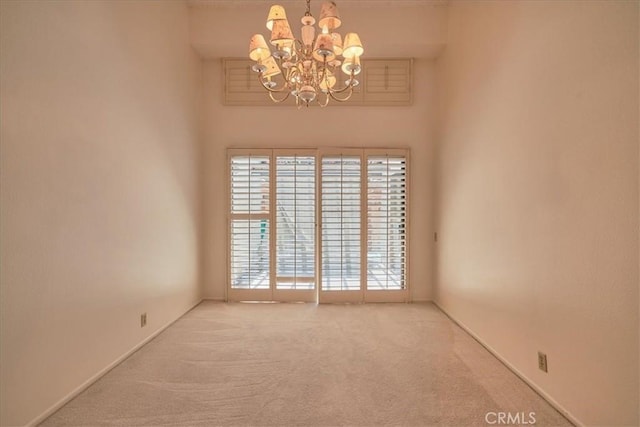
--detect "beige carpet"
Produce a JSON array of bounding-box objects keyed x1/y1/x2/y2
[{"x1": 41, "y1": 302, "x2": 571, "y2": 426}]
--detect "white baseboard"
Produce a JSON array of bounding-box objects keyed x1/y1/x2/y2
[
  {"x1": 204, "y1": 298, "x2": 431, "y2": 304},
  {"x1": 28, "y1": 298, "x2": 204, "y2": 427},
  {"x1": 432, "y1": 301, "x2": 583, "y2": 427},
  {"x1": 202, "y1": 297, "x2": 226, "y2": 302}
]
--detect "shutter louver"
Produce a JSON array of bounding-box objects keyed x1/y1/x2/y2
[
  {"x1": 321, "y1": 156, "x2": 361, "y2": 291},
  {"x1": 367, "y1": 156, "x2": 407, "y2": 290},
  {"x1": 363, "y1": 60, "x2": 412, "y2": 105},
  {"x1": 276, "y1": 156, "x2": 315, "y2": 290},
  {"x1": 229, "y1": 149, "x2": 409, "y2": 303},
  {"x1": 223, "y1": 58, "x2": 411, "y2": 106},
  {"x1": 230, "y1": 155, "x2": 270, "y2": 289}
]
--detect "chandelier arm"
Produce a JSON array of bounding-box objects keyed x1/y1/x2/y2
[
  {"x1": 326, "y1": 70, "x2": 358, "y2": 95},
  {"x1": 317, "y1": 91, "x2": 330, "y2": 108},
  {"x1": 257, "y1": 73, "x2": 289, "y2": 93},
  {"x1": 269, "y1": 90, "x2": 291, "y2": 103},
  {"x1": 317, "y1": 56, "x2": 329, "y2": 88},
  {"x1": 327, "y1": 85, "x2": 354, "y2": 102},
  {"x1": 328, "y1": 82, "x2": 354, "y2": 95},
  {"x1": 287, "y1": 66, "x2": 300, "y2": 85}
]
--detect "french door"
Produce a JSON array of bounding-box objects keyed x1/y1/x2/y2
[
  {"x1": 318, "y1": 150, "x2": 363, "y2": 302},
  {"x1": 274, "y1": 150, "x2": 316, "y2": 301},
  {"x1": 228, "y1": 148, "x2": 409, "y2": 303},
  {"x1": 318, "y1": 149, "x2": 409, "y2": 303}
]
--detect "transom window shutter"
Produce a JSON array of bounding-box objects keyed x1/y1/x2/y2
[{"x1": 230, "y1": 155, "x2": 270, "y2": 289}]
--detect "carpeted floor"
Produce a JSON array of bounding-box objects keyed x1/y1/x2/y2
[{"x1": 41, "y1": 302, "x2": 572, "y2": 426}]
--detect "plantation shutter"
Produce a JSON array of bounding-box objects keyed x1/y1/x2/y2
[
  {"x1": 223, "y1": 58, "x2": 412, "y2": 106},
  {"x1": 321, "y1": 155, "x2": 362, "y2": 291},
  {"x1": 367, "y1": 156, "x2": 407, "y2": 290},
  {"x1": 276, "y1": 155, "x2": 315, "y2": 290},
  {"x1": 229, "y1": 155, "x2": 270, "y2": 289},
  {"x1": 228, "y1": 148, "x2": 409, "y2": 303},
  {"x1": 362, "y1": 59, "x2": 413, "y2": 105}
]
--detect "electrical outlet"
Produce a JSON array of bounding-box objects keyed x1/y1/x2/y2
[
  {"x1": 141, "y1": 313, "x2": 147, "y2": 328},
  {"x1": 538, "y1": 351, "x2": 548, "y2": 373}
]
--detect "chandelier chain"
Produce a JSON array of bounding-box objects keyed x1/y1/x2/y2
[{"x1": 305, "y1": 0, "x2": 311, "y2": 16}]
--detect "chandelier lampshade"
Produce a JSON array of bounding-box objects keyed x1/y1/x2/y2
[
  {"x1": 266, "y1": 5, "x2": 287, "y2": 31},
  {"x1": 342, "y1": 32, "x2": 364, "y2": 58},
  {"x1": 262, "y1": 56, "x2": 282, "y2": 78},
  {"x1": 249, "y1": 34, "x2": 271, "y2": 61},
  {"x1": 313, "y1": 27, "x2": 335, "y2": 62},
  {"x1": 318, "y1": 1, "x2": 342, "y2": 30},
  {"x1": 270, "y1": 19, "x2": 295, "y2": 47},
  {"x1": 247, "y1": 0, "x2": 364, "y2": 107}
]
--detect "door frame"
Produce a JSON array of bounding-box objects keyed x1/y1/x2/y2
[{"x1": 226, "y1": 147, "x2": 410, "y2": 303}]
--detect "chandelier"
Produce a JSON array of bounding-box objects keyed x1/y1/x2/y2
[{"x1": 248, "y1": 0, "x2": 364, "y2": 108}]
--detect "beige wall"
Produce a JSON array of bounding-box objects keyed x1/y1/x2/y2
[
  {"x1": 435, "y1": 1, "x2": 639, "y2": 425},
  {"x1": 0, "y1": 1, "x2": 202, "y2": 425},
  {"x1": 201, "y1": 59, "x2": 437, "y2": 302}
]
